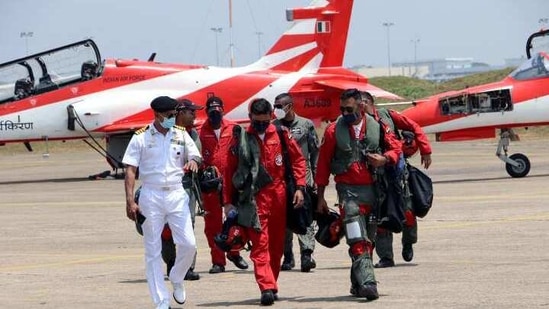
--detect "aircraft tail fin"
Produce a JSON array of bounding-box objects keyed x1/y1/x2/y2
[{"x1": 251, "y1": 0, "x2": 353, "y2": 71}]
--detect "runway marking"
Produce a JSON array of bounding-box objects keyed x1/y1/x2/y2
[
  {"x1": 435, "y1": 193, "x2": 549, "y2": 202},
  {"x1": 0, "y1": 201, "x2": 123, "y2": 207},
  {"x1": 0, "y1": 247, "x2": 214, "y2": 272},
  {"x1": 422, "y1": 212, "x2": 549, "y2": 230},
  {"x1": 0, "y1": 254, "x2": 142, "y2": 272}
]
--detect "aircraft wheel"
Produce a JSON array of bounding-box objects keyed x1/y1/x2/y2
[{"x1": 505, "y1": 153, "x2": 530, "y2": 178}]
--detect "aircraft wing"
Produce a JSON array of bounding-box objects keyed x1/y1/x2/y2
[
  {"x1": 98, "y1": 118, "x2": 252, "y2": 134},
  {"x1": 314, "y1": 80, "x2": 403, "y2": 100},
  {"x1": 98, "y1": 121, "x2": 151, "y2": 134}
]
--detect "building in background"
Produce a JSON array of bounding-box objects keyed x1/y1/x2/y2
[{"x1": 353, "y1": 57, "x2": 522, "y2": 82}]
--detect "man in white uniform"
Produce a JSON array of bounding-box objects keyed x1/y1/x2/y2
[{"x1": 123, "y1": 96, "x2": 202, "y2": 309}]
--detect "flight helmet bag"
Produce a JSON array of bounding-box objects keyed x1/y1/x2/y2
[
  {"x1": 407, "y1": 164, "x2": 434, "y2": 218},
  {"x1": 200, "y1": 166, "x2": 222, "y2": 192},
  {"x1": 214, "y1": 209, "x2": 249, "y2": 252},
  {"x1": 315, "y1": 210, "x2": 344, "y2": 248}
]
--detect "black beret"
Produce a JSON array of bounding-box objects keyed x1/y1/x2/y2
[{"x1": 150, "y1": 96, "x2": 178, "y2": 112}]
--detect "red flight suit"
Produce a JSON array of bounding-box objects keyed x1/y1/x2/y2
[
  {"x1": 379, "y1": 109, "x2": 432, "y2": 157},
  {"x1": 315, "y1": 116, "x2": 402, "y2": 188},
  {"x1": 224, "y1": 124, "x2": 306, "y2": 293},
  {"x1": 199, "y1": 118, "x2": 241, "y2": 266}
]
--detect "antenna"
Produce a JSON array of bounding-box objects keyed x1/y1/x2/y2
[{"x1": 229, "y1": 0, "x2": 235, "y2": 67}]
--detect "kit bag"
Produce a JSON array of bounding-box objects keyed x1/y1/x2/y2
[
  {"x1": 275, "y1": 124, "x2": 313, "y2": 235},
  {"x1": 407, "y1": 164, "x2": 434, "y2": 218}
]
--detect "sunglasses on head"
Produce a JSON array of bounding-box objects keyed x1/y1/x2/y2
[{"x1": 340, "y1": 106, "x2": 355, "y2": 113}]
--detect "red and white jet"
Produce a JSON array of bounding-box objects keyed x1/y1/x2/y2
[
  {"x1": 0, "y1": 0, "x2": 399, "y2": 175},
  {"x1": 400, "y1": 29, "x2": 549, "y2": 178}
]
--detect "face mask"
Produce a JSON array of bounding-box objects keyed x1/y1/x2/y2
[
  {"x1": 342, "y1": 112, "x2": 360, "y2": 125},
  {"x1": 274, "y1": 108, "x2": 286, "y2": 119},
  {"x1": 160, "y1": 116, "x2": 176, "y2": 129},
  {"x1": 208, "y1": 110, "x2": 223, "y2": 126},
  {"x1": 251, "y1": 120, "x2": 270, "y2": 133}
]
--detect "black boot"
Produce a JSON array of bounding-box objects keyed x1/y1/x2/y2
[
  {"x1": 402, "y1": 244, "x2": 414, "y2": 262},
  {"x1": 357, "y1": 283, "x2": 379, "y2": 300},
  {"x1": 300, "y1": 250, "x2": 316, "y2": 272},
  {"x1": 260, "y1": 290, "x2": 275, "y2": 306},
  {"x1": 374, "y1": 258, "x2": 395, "y2": 268},
  {"x1": 281, "y1": 253, "x2": 295, "y2": 271},
  {"x1": 184, "y1": 268, "x2": 200, "y2": 281},
  {"x1": 227, "y1": 254, "x2": 249, "y2": 269}
]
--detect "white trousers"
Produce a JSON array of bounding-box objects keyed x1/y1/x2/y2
[{"x1": 139, "y1": 185, "x2": 196, "y2": 306}]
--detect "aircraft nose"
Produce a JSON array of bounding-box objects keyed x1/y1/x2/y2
[{"x1": 401, "y1": 102, "x2": 432, "y2": 127}]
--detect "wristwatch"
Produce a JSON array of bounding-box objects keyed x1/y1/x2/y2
[{"x1": 296, "y1": 185, "x2": 306, "y2": 192}]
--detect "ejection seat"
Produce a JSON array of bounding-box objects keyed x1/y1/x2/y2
[
  {"x1": 13, "y1": 78, "x2": 34, "y2": 100},
  {"x1": 81, "y1": 61, "x2": 98, "y2": 81},
  {"x1": 34, "y1": 75, "x2": 59, "y2": 95}
]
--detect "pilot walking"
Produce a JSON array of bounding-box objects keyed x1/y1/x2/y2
[
  {"x1": 361, "y1": 91, "x2": 432, "y2": 268},
  {"x1": 315, "y1": 89, "x2": 402, "y2": 300},
  {"x1": 199, "y1": 96, "x2": 249, "y2": 273},
  {"x1": 123, "y1": 96, "x2": 202, "y2": 309},
  {"x1": 156, "y1": 99, "x2": 205, "y2": 281},
  {"x1": 273, "y1": 93, "x2": 320, "y2": 272},
  {"x1": 224, "y1": 98, "x2": 306, "y2": 305}
]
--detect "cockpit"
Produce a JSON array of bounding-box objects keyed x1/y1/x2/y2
[
  {"x1": 513, "y1": 28, "x2": 549, "y2": 81},
  {"x1": 0, "y1": 39, "x2": 102, "y2": 104},
  {"x1": 510, "y1": 52, "x2": 549, "y2": 81}
]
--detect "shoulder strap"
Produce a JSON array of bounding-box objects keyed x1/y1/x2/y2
[
  {"x1": 377, "y1": 108, "x2": 401, "y2": 140},
  {"x1": 274, "y1": 123, "x2": 293, "y2": 182},
  {"x1": 134, "y1": 125, "x2": 149, "y2": 135}
]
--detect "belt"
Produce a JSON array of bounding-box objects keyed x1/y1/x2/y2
[{"x1": 142, "y1": 183, "x2": 183, "y2": 191}]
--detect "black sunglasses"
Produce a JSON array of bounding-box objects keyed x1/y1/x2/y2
[{"x1": 340, "y1": 106, "x2": 355, "y2": 113}]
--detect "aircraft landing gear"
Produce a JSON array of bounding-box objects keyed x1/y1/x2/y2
[{"x1": 496, "y1": 129, "x2": 530, "y2": 178}]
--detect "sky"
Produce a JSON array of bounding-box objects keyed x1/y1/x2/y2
[{"x1": 1, "y1": 0, "x2": 548, "y2": 68}]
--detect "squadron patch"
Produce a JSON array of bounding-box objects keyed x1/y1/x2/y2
[{"x1": 275, "y1": 153, "x2": 283, "y2": 166}]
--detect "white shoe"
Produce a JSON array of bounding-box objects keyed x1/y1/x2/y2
[
  {"x1": 172, "y1": 282, "x2": 186, "y2": 304},
  {"x1": 155, "y1": 299, "x2": 170, "y2": 309}
]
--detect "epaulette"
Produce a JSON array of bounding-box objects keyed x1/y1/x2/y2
[
  {"x1": 173, "y1": 125, "x2": 185, "y2": 131},
  {"x1": 134, "y1": 125, "x2": 149, "y2": 135}
]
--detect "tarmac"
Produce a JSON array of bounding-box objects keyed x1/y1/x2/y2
[{"x1": 1, "y1": 139, "x2": 548, "y2": 309}]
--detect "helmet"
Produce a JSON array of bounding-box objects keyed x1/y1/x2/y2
[
  {"x1": 214, "y1": 209, "x2": 249, "y2": 252},
  {"x1": 200, "y1": 166, "x2": 222, "y2": 192},
  {"x1": 315, "y1": 210, "x2": 344, "y2": 248},
  {"x1": 401, "y1": 130, "x2": 418, "y2": 158}
]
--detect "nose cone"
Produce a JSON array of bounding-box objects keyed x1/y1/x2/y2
[{"x1": 400, "y1": 99, "x2": 438, "y2": 128}]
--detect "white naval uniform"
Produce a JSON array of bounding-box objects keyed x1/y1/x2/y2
[{"x1": 123, "y1": 123, "x2": 201, "y2": 307}]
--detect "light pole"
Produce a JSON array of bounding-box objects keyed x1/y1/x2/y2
[
  {"x1": 382, "y1": 22, "x2": 394, "y2": 76},
  {"x1": 255, "y1": 31, "x2": 264, "y2": 58},
  {"x1": 210, "y1": 27, "x2": 223, "y2": 66},
  {"x1": 411, "y1": 38, "x2": 420, "y2": 76},
  {"x1": 20, "y1": 31, "x2": 33, "y2": 55}
]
